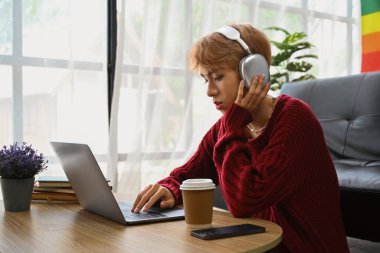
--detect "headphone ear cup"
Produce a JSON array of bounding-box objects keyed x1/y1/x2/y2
[
  {"x1": 238, "y1": 56, "x2": 248, "y2": 85},
  {"x1": 239, "y1": 54, "x2": 270, "y2": 89}
]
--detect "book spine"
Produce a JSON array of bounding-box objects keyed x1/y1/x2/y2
[{"x1": 32, "y1": 192, "x2": 78, "y2": 202}]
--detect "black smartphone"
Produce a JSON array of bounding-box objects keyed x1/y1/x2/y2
[{"x1": 190, "y1": 224, "x2": 265, "y2": 240}]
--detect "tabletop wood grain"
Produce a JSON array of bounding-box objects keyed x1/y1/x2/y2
[{"x1": 0, "y1": 200, "x2": 282, "y2": 253}]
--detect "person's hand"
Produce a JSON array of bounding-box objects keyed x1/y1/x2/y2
[
  {"x1": 131, "y1": 183, "x2": 175, "y2": 212},
  {"x1": 235, "y1": 74, "x2": 270, "y2": 117}
]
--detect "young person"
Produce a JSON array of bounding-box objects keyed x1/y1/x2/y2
[{"x1": 132, "y1": 23, "x2": 349, "y2": 252}]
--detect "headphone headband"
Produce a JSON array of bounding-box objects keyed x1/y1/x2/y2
[{"x1": 216, "y1": 26, "x2": 252, "y2": 55}]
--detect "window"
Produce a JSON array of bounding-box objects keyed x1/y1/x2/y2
[
  {"x1": 113, "y1": 0, "x2": 359, "y2": 188},
  {"x1": 0, "y1": 0, "x2": 359, "y2": 182},
  {"x1": 0, "y1": 0, "x2": 108, "y2": 176}
]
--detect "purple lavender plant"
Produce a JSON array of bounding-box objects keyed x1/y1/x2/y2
[{"x1": 0, "y1": 142, "x2": 48, "y2": 179}]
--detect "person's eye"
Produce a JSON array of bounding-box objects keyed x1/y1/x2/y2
[
  {"x1": 199, "y1": 75, "x2": 208, "y2": 84},
  {"x1": 213, "y1": 74, "x2": 223, "y2": 81}
]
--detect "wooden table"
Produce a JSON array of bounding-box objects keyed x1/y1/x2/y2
[{"x1": 0, "y1": 201, "x2": 282, "y2": 253}]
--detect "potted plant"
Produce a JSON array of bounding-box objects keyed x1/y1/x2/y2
[
  {"x1": 265, "y1": 26, "x2": 318, "y2": 90},
  {"x1": 0, "y1": 142, "x2": 48, "y2": 211}
]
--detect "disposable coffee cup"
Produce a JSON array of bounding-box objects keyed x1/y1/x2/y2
[{"x1": 180, "y1": 179, "x2": 216, "y2": 228}]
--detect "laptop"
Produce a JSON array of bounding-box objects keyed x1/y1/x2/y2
[{"x1": 50, "y1": 141, "x2": 184, "y2": 225}]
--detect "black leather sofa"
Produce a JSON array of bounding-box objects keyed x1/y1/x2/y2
[{"x1": 280, "y1": 71, "x2": 380, "y2": 242}]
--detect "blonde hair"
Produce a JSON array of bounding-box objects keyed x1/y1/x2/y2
[{"x1": 189, "y1": 23, "x2": 271, "y2": 72}]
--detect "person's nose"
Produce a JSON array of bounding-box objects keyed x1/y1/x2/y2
[{"x1": 206, "y1": 80, "x2": 218, "y2": 97}]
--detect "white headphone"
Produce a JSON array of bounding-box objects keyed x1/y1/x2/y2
[{"x1": 216, "y1": 26, "x2": 270, "y2": 87}]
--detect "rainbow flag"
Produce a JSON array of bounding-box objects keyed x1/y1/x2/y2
[{"x1": 361, "y1": 1, "x2": 380, "y2": 72}]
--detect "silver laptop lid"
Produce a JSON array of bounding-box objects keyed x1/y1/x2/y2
[{"x1": 50, "y1": 141, "x2": 126, "y2": 224}]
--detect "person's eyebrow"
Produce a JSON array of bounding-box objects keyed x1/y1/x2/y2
[
  {"x1": 200, "y1": 72, "x2": 209, "y2": 78},
  {"x1": 200, "y1": 70, "x2": 214, "y2": 78}
]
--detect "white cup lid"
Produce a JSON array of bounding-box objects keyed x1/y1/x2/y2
[{"x1": 179, "y1": 179, "x2": 216, "y2": 191}]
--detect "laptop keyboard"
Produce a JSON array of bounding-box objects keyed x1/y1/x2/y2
[{"x1": 118, "y1": 202, "x2": 165, "y2": 220}]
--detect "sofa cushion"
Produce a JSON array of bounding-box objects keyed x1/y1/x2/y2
[
  {"x1": 347, "y1": 237, "x2": 380, "y2": 253},
  {"x1": 334, "y1": 159, "x2": 380, "y2": 192}
]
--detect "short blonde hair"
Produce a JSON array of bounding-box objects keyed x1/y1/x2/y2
[{"x1": 189, "y1": 23, "x2": 271, "y2": 72}]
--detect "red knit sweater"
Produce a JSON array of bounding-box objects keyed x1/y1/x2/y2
[{"x1": 158, "y1": 95, "x2": 349, "y2": 253}]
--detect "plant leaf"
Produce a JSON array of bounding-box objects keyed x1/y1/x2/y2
[
  {"x1": 271, "y1": 72, "x2": 289, "y2": 79},
  {"x1": 272, "y1": 52, "x2": 293, "y2": 66},
  {"x1": 270, "y1": 72, "x2": 289, "y2": 84},
  {"x1": 284, "y1": 32, "x2": 307, "y2": 44},
  {"x1": 293, "y1": 74, "x2": 316, "y2": 82},
  {"x1": 271, "y1": 42, "x2": 315, "y2": 66},
  {"x1": 286, "y1": 61, "x2": 313, "y2": 72},
  {"x1": 272, "y1": 41, "x2": 314, "y2": 51},
  {"x1": 265, "y1": 26, "x2": 290, "y2": 36},
  {"x1": 292, "y1": 41, "x2": 314, "y2": 50},
  {"x1": 270, "y1": 83, "x2": 281, "y2": 91},
  {"x1": 294, "y1": 54, "x2": 318, "y2": 60},
  {"x1": 270, "y1": 41, "x2": 293, "y2": 50}
]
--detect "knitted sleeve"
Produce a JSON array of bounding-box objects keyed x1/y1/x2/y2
[
  {"x1": 214, "y1": 101, "x2": 322, "y2": 217},
  {"x1": 157, "y1": 121, "x2": 220, "y2": 204}
]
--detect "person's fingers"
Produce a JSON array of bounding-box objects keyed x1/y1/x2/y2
[
  {"x1": 236, "y1": 74, "x2": 270, "y2": 114},
  {"x1": 142, "y1": 187, "x2": 173, "y2": 212},
  {"x1": 251, "y1": 75, "x2": 269, "y2": 107},
  {"x1": 142, "y1": 187, "x2": 165, "y2": 212},
  {"x1": 160, "y1": 198, "x2": 175, "y2": 209},
  {"x1": 131, "y1": 184, "x2": 153, "y2": 211},
  {"x1": 134, "y1": 184, "x2": 160, "y2": 212},
  {"x1": 257, "y1": 80, "x2": 271, "y2": 103},
  {"x1": 249, "y1": 74, "x2": 259, "y2": 92},
  {"x1": 264, "y1": 81, "x2": 271, "y2": 93},
  {"x1": 235, "y1": 80, "x2": 245, "y2": 104},
  {"x1": 259, "y1": 82, "x2": 271, "y2": 103},
  {"x1": 254, "y1": 74, "x2": 265, "y2": 92},
  {"x1": 244, "y1": 75, "x2": 260, "y2": 105},
  {"x1": 244, "y1": 75, "x2": 258, "y2": 105},
  {"x1": 252, "y1": 82, "x2": 270, "y2": 108}
]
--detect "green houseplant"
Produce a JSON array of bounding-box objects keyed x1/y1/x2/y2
[
  {"x1": 0, "y1": 142, "x2": 48, "y2": 211},
  {"x1": 265, "y1": 26, "x2": 318, "y2": 90}
]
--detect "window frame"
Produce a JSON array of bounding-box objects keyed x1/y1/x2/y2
[{"x1": 1, "y1": 0, "x2": 356, "y2": 165}]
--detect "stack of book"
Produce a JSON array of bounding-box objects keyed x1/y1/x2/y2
[
  {"x1": 32, "y1": 176, "x2": 78, "y2": 203},
  {"x1": 32, "y1": 176, "x2": 113, "y2": 203}
]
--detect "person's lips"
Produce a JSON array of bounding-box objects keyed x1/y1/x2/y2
[{"x1": 214, "y1": 102, "x2": 223, "y2": 110}]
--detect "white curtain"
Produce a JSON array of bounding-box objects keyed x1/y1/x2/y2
[
  {"x1": 108, "y1": 0, "x2": 361, "y2": 195},
  {"x1": 0, "y1": 0, "x2": 108, "y2": 177}
]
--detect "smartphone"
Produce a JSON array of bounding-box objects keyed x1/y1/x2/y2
[
  {"x1": 190, "y1": 224, "x2": 265, "y2": 240},
  {"x1": 239, "y1": 54, "x2": 270, "y2": 88}
]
